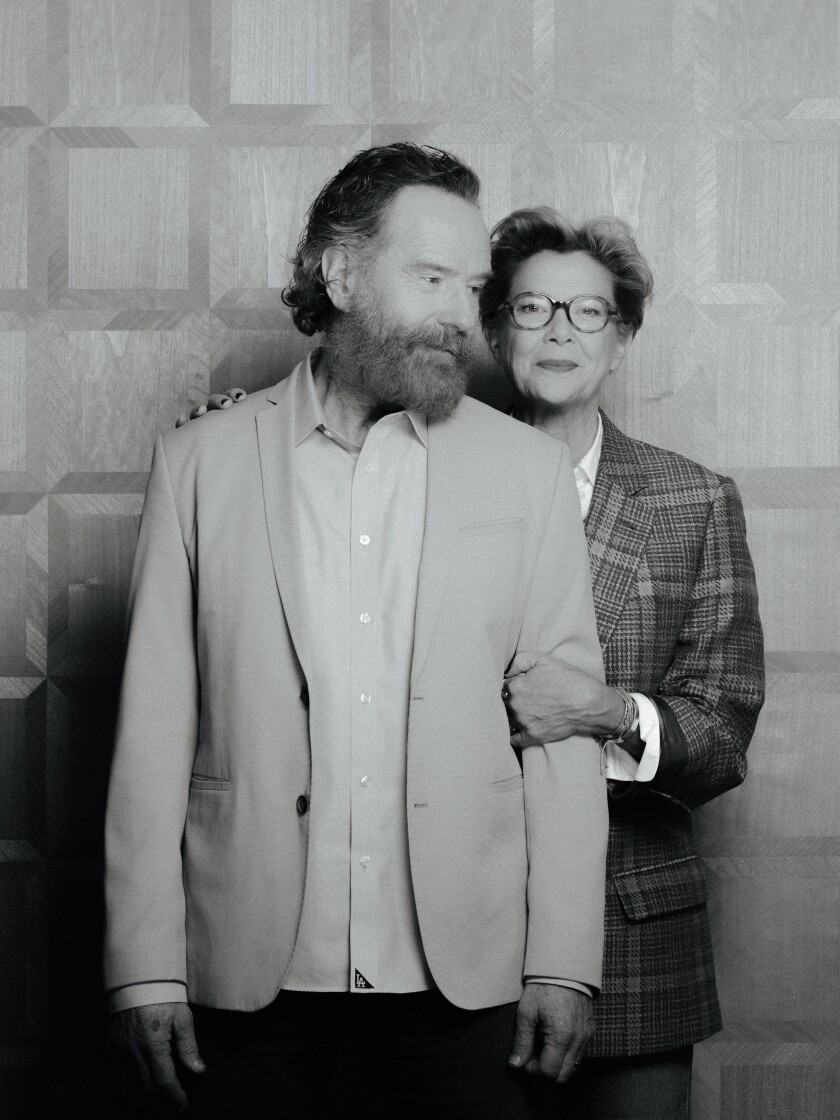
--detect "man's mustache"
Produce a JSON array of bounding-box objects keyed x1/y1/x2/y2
[{"x1": 401, "y1": 325, "x2": 472, "y2": 360}]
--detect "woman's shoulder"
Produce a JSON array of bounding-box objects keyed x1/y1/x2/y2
[{"x1": 601, "y1": 413, "x2": 731, "y2": 500}]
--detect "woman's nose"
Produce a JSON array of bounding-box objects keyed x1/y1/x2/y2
[{"x1": 545, "y1": 306, "x2": 574, "y2": 342}]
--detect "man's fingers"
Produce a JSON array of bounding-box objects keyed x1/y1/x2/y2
[
  {"x1": 175, "y1": 414, "x2": 188, "y2": 428},
  {"x1": 508, "y1": 1004, "x2": 537, "y2": 1070},
  {"x1": 228, "y1": 387, "x2": 247, "y2": 401},
  {"x1": 190, "y1": 404, "x2": 208, "y2": 420},
  {"x1": 207, "y1": 393, "x2": 232, "y2": 410},
  {"x1": 537, "y1": 1036, "x2": 570, "y2": 1081},
  {"x1": 172, "y1": 1007, "x2": 206, "y2": 1074},
  {"x1": 505, "y1": 650, "x2": 541, "y2": 678},
  {"x1": 554, "y1": 1043, "x2": 583, "y2": 1085},
  {"x1": 146, "y1": 1044, "x2": 189, "y2": 1109}
]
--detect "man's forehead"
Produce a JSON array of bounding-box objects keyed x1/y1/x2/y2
[{"x1": 381, "y1": 185, "x2": 490, "y2": 263}]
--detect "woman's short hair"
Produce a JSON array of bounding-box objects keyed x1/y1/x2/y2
[
  {"x1": 282, "y1": 143, "x2": 481, "y2": 336},
  {"x1": 480, "y1": 207, "x2": 654, "y2": 337}
]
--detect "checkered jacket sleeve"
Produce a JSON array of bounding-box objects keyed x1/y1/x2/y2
[{"x1": 649, "y1": 475, "x2": 764, "y2": 810}]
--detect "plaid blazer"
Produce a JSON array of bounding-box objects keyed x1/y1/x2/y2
[{"x1": 585, "y1": 413, "x2": 764, "y2": 1057}]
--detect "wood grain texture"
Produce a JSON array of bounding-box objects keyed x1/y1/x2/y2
[
  {"x1": 212, "y1": 141, "x2": 354, "y2": 305},
  {"x1": 711, "y1": 0, "x2": 839, "y2": 113},
  {"x1": 68, "y1": 148, "x2": 190, "y2": 289},
  {"x1": 0, "y1": 2, "x2": 837, "y2": 1115},
  {"x1": 229, "y1": 0, "x2": 350, "y2": 106},
  {"x1": 0, "y1": 331, "x2": 27, "y2": 471},
  {"x1": 0, "y1": 149, "x2": 28, "y2": 289},
  {"x1": 68, "y1": 0, "x2": 190, "y2": 107},
  {"x1": 717, "y1": 142, "x2": 840, "y2": 284},
  {"x1": 554, "y1": 0, "x2": 676, "y2": 106},
  {"x1": 716, "y1": 326, "x2": 839, "y2": 467}
]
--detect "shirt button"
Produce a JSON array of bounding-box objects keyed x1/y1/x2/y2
[
  {"x1": 364, "y1": 464, "x2": 374, "y2": 473},
  {"x1": 360, "y1": 692, "x2": 372, "y2": 704},
  {"x1": 359, "y1": 535, "x2": 370, "y2": 546},
  {"x1": 359, "y1": 612, "x2": 371, "y2": 624},
  {"x1": 360, "y1": 774, "x2": 370, "y2": 787},
  {"x1": 360, "y1": 855, "x2": 371, "y2": 867}
]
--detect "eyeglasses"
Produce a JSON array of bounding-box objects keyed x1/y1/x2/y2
[{"x1": 497, "y1": 292, "x2": 620, "y2": 333}]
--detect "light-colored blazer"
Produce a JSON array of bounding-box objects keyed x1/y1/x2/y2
[{"x1": 104, "y1": 362, "x2": 608, "y2": 1012}]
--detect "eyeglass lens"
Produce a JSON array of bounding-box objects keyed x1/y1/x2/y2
[{"x1": 510, "y1": 294, "x2": 611, "y2": 332}]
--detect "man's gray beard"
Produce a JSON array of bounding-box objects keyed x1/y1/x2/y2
[{"x1": 321, "y1": 293, "x2": 472, "y2": 419}]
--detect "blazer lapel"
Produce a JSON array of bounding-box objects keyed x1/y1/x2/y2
[
  {"x1": 256, "y1": 370, "x2": 311, "y2": 676},
  {"x1": 585, "y1": 414, "x2": 656, "y2": 652},
  {"x1": 410, "y1": 411, "x2": 469, "y2": 688}
]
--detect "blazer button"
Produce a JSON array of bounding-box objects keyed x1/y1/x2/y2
[
  {"x1": 300, "y1": 686, "x2": 309, "y2": 708},
  {"x1": 296, "y1": 794, "x2": 309, "y2": 816}
]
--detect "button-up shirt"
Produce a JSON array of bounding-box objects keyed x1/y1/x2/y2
[{"x1": 283, "y1": 356, "x2": 433, "y2": 992}]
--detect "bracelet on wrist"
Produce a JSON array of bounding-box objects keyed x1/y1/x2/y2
[{"x1": 599, "y1": 688, "x2": 639, "y2": 746}]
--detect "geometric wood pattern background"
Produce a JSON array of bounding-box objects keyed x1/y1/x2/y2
[{"x1": 0, "y1": 2, "x2": 838, "y2": 1116}]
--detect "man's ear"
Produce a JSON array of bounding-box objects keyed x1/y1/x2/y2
[{"x1": 321, "y1": 245, "x2": 354, "y2": 312}]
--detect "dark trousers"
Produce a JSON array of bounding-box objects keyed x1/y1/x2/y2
[
  {"x1": 182, "y1": 990, "x2": 543, "y2": 1119},
  {"x1": 537, "y1": 1046, "x2": 693, "y2": 1120}
]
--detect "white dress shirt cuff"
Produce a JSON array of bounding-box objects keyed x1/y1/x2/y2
[
  {"x1": 108, "y1": 981, "x2": 188, "y2": 1014},
  {"x1": 603, "y1": 694, "x2": 661, "y2": 783},
  {"x1": 525, "y1": 977, "x2": 594, "y2": 998}
]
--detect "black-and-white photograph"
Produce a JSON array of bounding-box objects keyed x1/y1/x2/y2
[{"x1": 0, "y1": 2, "x2": 837, "y2": 1117}]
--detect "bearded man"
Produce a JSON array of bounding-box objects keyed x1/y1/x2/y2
[{"x1": 104, "y1": 144, "x2": 608, "y2": 1119}]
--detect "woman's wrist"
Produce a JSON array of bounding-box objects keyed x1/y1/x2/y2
[{"x1": 588, "y1": 684, "x2": 629, "y2": 737}]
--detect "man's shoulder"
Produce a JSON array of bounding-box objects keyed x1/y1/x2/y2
[
  {"x1": 453, "y1": 396, "x2": 565, "y2": 462},
  {"x1": 160, "y1": 381, "x2": 284, "y2": 460}
]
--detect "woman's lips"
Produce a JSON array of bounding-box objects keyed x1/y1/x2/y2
[{"x1": 537, "y1": 360, "x2": 579, "y2": 371}]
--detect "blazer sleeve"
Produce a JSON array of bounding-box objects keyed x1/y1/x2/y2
[
  {"x1": 103, "y1": 436, "x2": 199, "y2": 993},
  {"x1": 645, "y1": 476, "x2": 765, "y2": 810},
  {"x1": 518, "y1": 442, "x2": 609, "y2": 991}
]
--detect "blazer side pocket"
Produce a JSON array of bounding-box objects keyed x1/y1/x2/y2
[
  {"x1": 613, "y1": 855, "x2": 707, "y2": 922},
  {"x1": 457, "y1": 517, "x2": 525, "y2": 539},
  {"x1": 189, "y1": 774, "x2": 231, "y2": 792},
  {"x1": 490, "y1": 774, "x2": 525, "y2": 792}
]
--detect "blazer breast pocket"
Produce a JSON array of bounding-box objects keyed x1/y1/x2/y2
[
  {"x1": 612, "y1": 855, "x2": 707, "y2": 922},
  {"x1": 456, "y1": 517, "x2": 525, "y2": 539}
]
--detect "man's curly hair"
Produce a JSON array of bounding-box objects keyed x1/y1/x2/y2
[{"x1": 282, "y1": 143, "x2": 481, "y2": 336}]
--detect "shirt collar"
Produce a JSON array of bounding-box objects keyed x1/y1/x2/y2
[
  {"x1": 574, "y1": 411, "x2": 603, "y2": 486},
  {"x1": 294, "y1": 349, "x2": 428, "y2": 449}
]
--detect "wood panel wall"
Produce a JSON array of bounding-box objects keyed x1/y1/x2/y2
[{"x1": 1, "y1": 2, "x2": 837, "y2": 1116}]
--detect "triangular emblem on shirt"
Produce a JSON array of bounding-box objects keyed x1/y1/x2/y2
[{"x1": 354, "y1": 969, "x2": 374, "y2": 989}]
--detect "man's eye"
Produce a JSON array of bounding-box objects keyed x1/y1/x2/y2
[{"x1": 423, "y1": 276, "x2": 442, "y2": 285}]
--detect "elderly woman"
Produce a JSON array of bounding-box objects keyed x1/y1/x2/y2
[{"x1": 483, "y1": 209, "x2": 764, "y2": 1119}]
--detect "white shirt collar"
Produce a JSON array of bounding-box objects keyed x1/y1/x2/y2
[{"x1": 574, "y1": 411, "x2": 604, "y2": 485}]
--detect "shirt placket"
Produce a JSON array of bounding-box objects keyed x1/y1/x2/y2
[{"x1": 348, "y1": 428, "x2": 381, "y2": 992}]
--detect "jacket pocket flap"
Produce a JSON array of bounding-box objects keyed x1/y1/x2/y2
[
  {"x1": 613, "y1": 856, "x2": 707, "y2": 922},
  {"x1": 189, "y1": 774, "x2": 231, "y2": 792},
  {"x1": 457, "y1": 517, "x2": 524, "y2": 538},
  {"x1": 490, "y1": 773, "x2": 524, "y2": 792}
]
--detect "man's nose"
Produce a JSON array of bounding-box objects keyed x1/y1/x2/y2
[{"x1": 441, "y1": 285, "x2": 477, "y2": 332}]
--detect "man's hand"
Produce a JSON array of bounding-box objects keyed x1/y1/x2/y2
[
  {"x1": 110, "y1": 1001, "x2": 205, "y2": 1109},
  {"x1": 175, "y1": 387, "x2": 247, "y2": 427},
  {"x1": 508, "y1": 984, "x2": 593, "y2": 1083},
  {"x1": 503, "y1": 651, "x2": 624, "y2": 747}
]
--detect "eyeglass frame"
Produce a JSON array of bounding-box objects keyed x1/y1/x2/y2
[{"x1": 496, "y1": 291, "x2": 622, "y2": 334}]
